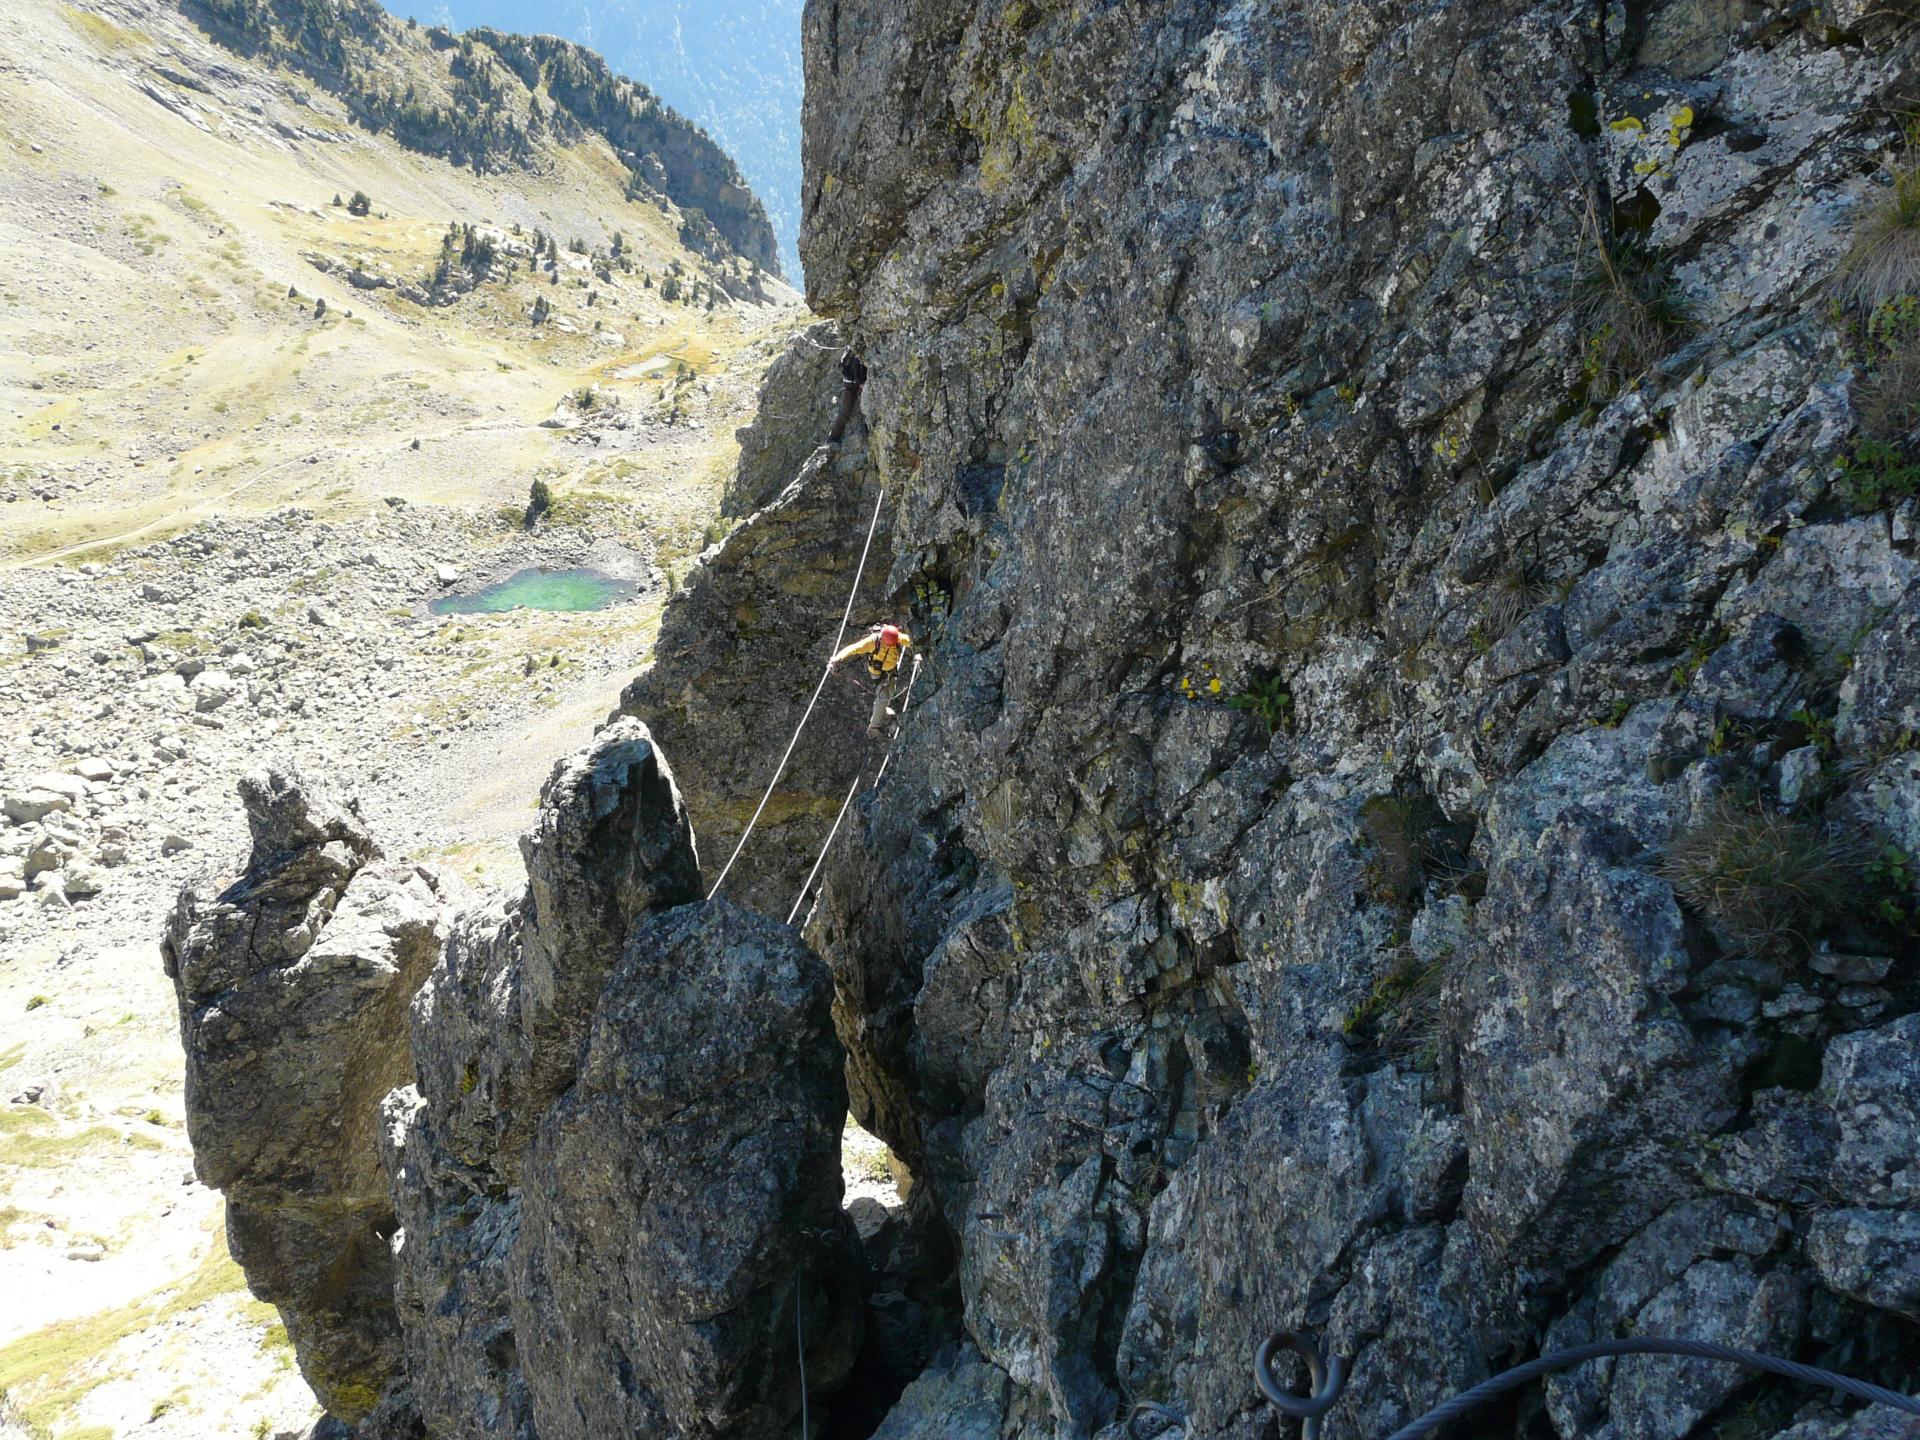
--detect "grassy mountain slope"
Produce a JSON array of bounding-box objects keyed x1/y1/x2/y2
[
  {"x1": 0, "y1": 0, "x2": 801, "y2": 568},
  {"x1": 186, "y1": 0, "x2": 781, "y2": 272}
]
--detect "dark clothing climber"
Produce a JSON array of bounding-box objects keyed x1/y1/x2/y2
[{"x1": 827, "y1": 348, "x2": 868, "y2": 444}]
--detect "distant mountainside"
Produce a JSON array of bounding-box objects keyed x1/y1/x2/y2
[
  {"x1": 595, "y1": 1, "x2": 804, "y2": 287},
  {"x1": 185, "y1": 0, "x2": 782, "y2": 274},
  {"x1": 397, "y1": 0, "x2": 806, "y2": 282},
  {"x1": 0, "y1": 0, "x2": 809, "y2": 1429}
]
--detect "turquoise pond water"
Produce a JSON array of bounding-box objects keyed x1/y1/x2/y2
[{"x1": 429, "y1": 567, "x2": 636, "y2": 616}]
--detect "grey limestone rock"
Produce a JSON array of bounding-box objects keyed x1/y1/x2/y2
[
  {"x1": 1823, "y1": 1015, "x2": 1920, "y2": 1208},
  {"x1": 379, "y1": 719, "x2": 704, "y2": 1438},
  {"x1": 724, "y1": 320, "x2": 853, "y2": 518},
  {"x1": 509, "y1": 899, "x2": 862, "y2": 1440},
  {"x1": 368, "y1": 719, "x2": 862, "y2": 1440},
  {"x1": 780, "y1": 0, "x2": 1920, "y2": 1434},
  {"x1": 168, "y1": 0, "x2": 1920, "y2": 1433},
  {"x1": 617, "y1": 438, "x2": 889, "y2": 919},
  {"x1": 163, "y1": 768, "x2": 448, "y2": 1424},
  {"x1": 1807, "y1": 1208, "x2": 1920, "y2": 1320}
]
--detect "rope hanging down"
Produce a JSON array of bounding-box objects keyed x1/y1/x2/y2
[
  {"x1": 706, "y1": 481, "x2": 888, "y2": 903},
  {"x1": 1254, "y1": 1331, "x2": 1920, "y2": 1440},
  {"x1": 785, "y1": 653, "x2": 924, "y2": 926},
  {"x1": 795, "y1": 1253, "x2": 810, "y2": 1440}
]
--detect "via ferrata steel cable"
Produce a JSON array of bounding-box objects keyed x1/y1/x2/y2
[
  {"x1": 706, "y1": 479, "x2": 887, "y2": 902},
  {"x1": 1253, "y1": 1330, "x2": 1920, "y2": 1440},
  {"x1": 1376, "y1": 1337, "x2": 1920, "y2": 1440},
  {"x1": 785, "y1": 653, "x2": 924, "y2": 926},
  {"x1": 788, "y1": 774, "x2": 863, "y2": 927}
]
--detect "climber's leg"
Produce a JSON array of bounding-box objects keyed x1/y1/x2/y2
[{"x1": 827, "y1": 380, "x2": 864, "y2": 444}]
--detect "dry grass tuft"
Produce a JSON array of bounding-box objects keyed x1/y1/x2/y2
[
  {"x1": 1834, "y1": 151, "x2": 1920, "y2": 314},
  {"x1": 1659, "y1": 797, "x2": 1871, "y2": 954},
  {"x1": 1360, "y1": 795, "x2": 1434, "y2": 909},
  {"x1": 1853, "y1": 295, "x2": 1920, "y2": 442},
  {"x1": 1855, "y1": 335, "x2": 1920, "y2": 440},
  {"x1": 1567, "y1": 180, "x2": 1689, "y2": 401},
  {"x1": 1480, "y1": 565, "x2": 1562, "y2": 641},
  {"x1": 1343, "y1": 951, "x2": 1449, "y2": 1066},
  {"x1": 1572, "y1": 231, "x2": 1691, "y2": 399}
]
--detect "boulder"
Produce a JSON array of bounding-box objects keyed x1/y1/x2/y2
[
  {"x1": 193, "y1": 670, "x2": 236, "y2": 712},
  {"x1": 23, "y1": 835, "x2": 65, "y2": 881},
  {"x1": 61, "y1": 862, "x2": 104, "y2": 899},
  {"x1": 25, "y1": 771, "x2": 86, "y2": 801},
  {"x1": 381, "y1": 1082, "x2": 536, "y2": 1440},
  {"x1": 3, "y1": 790, "x2": 71, "y2": 825}
]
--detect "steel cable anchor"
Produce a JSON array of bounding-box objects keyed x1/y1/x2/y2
[{"x1": 1255, "y1": 1332, "x2": 1350, "y2": 1440}]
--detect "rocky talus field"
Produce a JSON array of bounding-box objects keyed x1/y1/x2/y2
[{"x1": 14, "y1": 0, "x2": 1920, "y2": 1438}]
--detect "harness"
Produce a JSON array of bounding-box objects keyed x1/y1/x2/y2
[{"x1": 865, "y1": 642, "x2": 903, "y2": 680}]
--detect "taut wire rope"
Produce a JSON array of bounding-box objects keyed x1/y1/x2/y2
[
  {"x1": 706, "y1": 480, "x2": 887, "y2": 902},
  {"x1": 785, "y1": 653, "x2": 924, "y2": 926}
]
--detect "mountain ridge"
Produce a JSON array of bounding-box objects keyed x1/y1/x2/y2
[{"x1": 182, "y1": 0, "x2": 782, "y2": 274}]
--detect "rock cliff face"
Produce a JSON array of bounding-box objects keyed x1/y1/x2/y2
[
  {"x1": 376, "y1": 719, "x2": 860, "y2": 1440},
  {"x1": 168, "y1": 723, "x2": 862, "y2": 1439},
  {"x1": 510, "y1": 899, "x2": 861, "y2": 1440},
  {"x1": 783, "y1": 0, "x2": 1920, "y2": 1434},
  {"x1": 170, "y1": 0, "x2": 1920, "y2": 1437},
  {"x1": 616, "y1": 336, "x2": 889, "y2": 919}
]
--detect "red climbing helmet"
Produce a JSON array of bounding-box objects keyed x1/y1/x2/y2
[{"x1": 879, "y1": 624, "x2": 903, "y2": 648}]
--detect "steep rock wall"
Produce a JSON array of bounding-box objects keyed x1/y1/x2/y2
[
  {"x1": 377, "y1": 720, "x2": 860, "y2": 1440},
  {"x1": 617, "y1": 349, "x2": 893, "y2": 919},
  {"x1": 767, "y1": 0, "x2": 1920, "y2": 1435},
  {"x1": 162, "y1": 1, "x2": 1920, "y2": 1434}
]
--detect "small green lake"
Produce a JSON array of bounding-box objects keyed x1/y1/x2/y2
[{"x1": 430, "y1": 567, "x2": 636, "y2": 616}]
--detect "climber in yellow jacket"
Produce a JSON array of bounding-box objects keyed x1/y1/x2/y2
[{"x1": 830, "y1": 623, "x2": 913, "y2": 738}]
